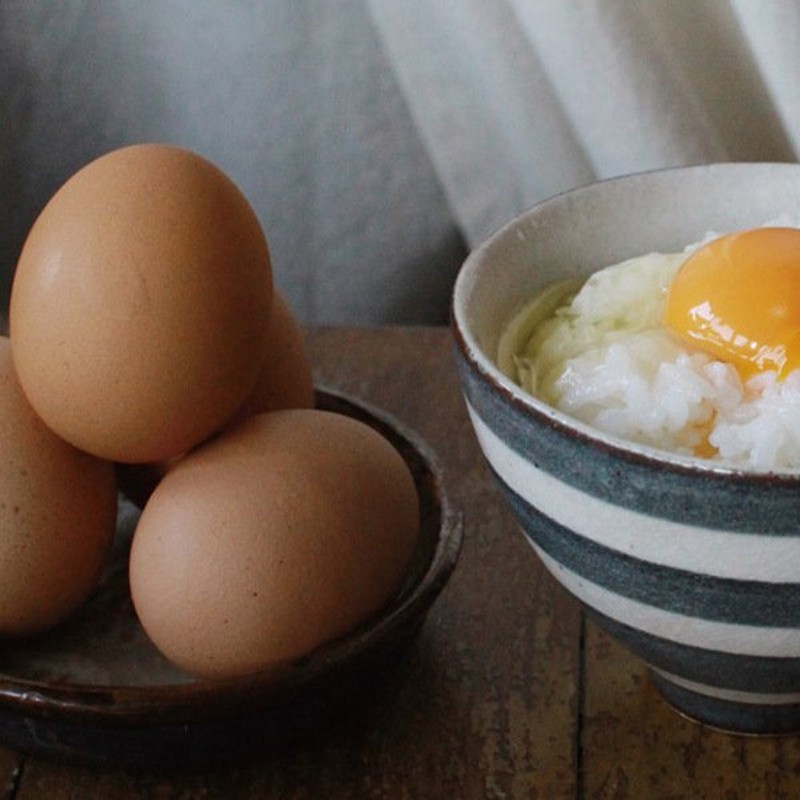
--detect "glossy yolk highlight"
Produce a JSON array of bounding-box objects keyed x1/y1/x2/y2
[{"x1": 663, "y1": 227, "x2": 800, "y2": 379}]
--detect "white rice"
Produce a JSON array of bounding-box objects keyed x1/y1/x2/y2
[{"x1": 508, "y1": 228, "x2": 800, "y2": 470}]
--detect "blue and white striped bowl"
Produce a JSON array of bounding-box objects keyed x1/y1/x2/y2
[{"x1": 451, "y1": 163, "x2": 800, "y2": 734}]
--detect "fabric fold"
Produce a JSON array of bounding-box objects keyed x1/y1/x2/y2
[{"x1": 367, "y1": 0, "x2": 800, "y2": 248}]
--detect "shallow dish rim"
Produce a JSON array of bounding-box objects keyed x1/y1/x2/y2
[{"x1": 0, "y1": 387, "x2": 463, "y2": 731}]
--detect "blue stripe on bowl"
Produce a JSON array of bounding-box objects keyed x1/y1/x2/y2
[
  {"x1": 455, "y1": 349, "x2": 800, "y2": 535},
  {"x1": 593, "y1": 608, "x2": 800, "y2": 696},
  {"x1": 497, "y1": 474, "x2": 800, "y2": 627},
  {"x1": 650, "y1": 673, "x2": 800, "y2": 734}
]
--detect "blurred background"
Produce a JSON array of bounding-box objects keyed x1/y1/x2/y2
[{"x1": 1, "y1": 0, "x2": 798, "y2": 325}]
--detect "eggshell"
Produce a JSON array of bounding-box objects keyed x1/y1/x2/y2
[
  {"x1": 129, "y1": 409, "x2": 420, "y2": 679},
  {"x1": 10, "y1": 143, "x2": 273, "y2": 463},
  {"x1": 227, "y1": 290, "x2": 315, "y2": 426},
  {"x1": 115, "y1": 288, "x2": 314, "y2": 507},
  {"x1": 0, "y1": 337, "x2": 117, "y2": 636}
]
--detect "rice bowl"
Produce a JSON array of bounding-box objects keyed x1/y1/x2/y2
[{"x1": 451, "y1": 162, "x2": 800, "y2": 734}]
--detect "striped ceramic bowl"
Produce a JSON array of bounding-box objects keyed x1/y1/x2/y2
[{"x1": 451, "y1": 163, "x2": 800, "y2": 734}]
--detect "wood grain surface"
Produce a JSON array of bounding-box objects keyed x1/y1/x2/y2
[{"x1": 3, "y1": 326, "x2": 800, "y2": 799}]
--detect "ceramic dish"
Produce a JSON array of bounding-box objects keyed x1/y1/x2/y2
[
  {"x1": 0, "y1": 388, "x2": 461, "y2": 767},
  {"x1": 452, "y1": 162, "x2": 800, "y2": 735}
]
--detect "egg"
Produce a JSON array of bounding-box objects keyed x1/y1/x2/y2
[
  {"x1": 0, "y1": 336, "x2": 117, "y2": 636},
  {"x1": 663, "y1": 227, "x2": 800, "y2": 378},
  {"x1": 115, "y1": 288, "x2": 314, "y2": 507},
  {"x1": 227, "y1": 290, "x2": 315, "y2": 426},
  {"x1": 129, "y1": 409, "x2": 420, "y2": 679},
  {"x1": 9, "y1": 143, "x2": 273, "y2": 463}
]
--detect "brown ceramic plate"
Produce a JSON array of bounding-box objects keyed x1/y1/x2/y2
[{"x1": 0, "y1": 388, "x2": 462, "y2": 768}]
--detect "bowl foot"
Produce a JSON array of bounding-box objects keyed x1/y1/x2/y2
[{"x1": 651, "y1": 670, "x2": 800, "y2": 736}]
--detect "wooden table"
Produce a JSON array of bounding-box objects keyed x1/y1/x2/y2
[{"x1": 4, "y1": 325, "x2": 800, "y2": 799}]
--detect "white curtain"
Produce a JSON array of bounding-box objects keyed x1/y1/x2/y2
[{"x1": 366, "y1": 0, "x2": 800, "y2": 248}]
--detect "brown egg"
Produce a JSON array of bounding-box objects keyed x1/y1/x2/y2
[
  {"x1": 227, "y1": 290, "x2": 315, "y2": 426},
  {"x1": 0, "y1": 337, "x2": 117, "y2": 636},
  {"x1": 129, "y1": 409, "x2": 420, "y2": 679},
  {"x1": 10, "y1": 143, "x2": 273, "y2": 463},
  {"x1": 116, "y1": 289, "x2": 314, "y2": 507}
]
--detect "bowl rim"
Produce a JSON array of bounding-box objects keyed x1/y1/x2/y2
[{"x1": 451, "y1": 161, "x2": 800, "y2": 481}]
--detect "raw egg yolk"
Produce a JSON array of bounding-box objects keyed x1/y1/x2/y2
[{"x1": 663, "y1": 227, "x2": 800, "y2": 379}]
